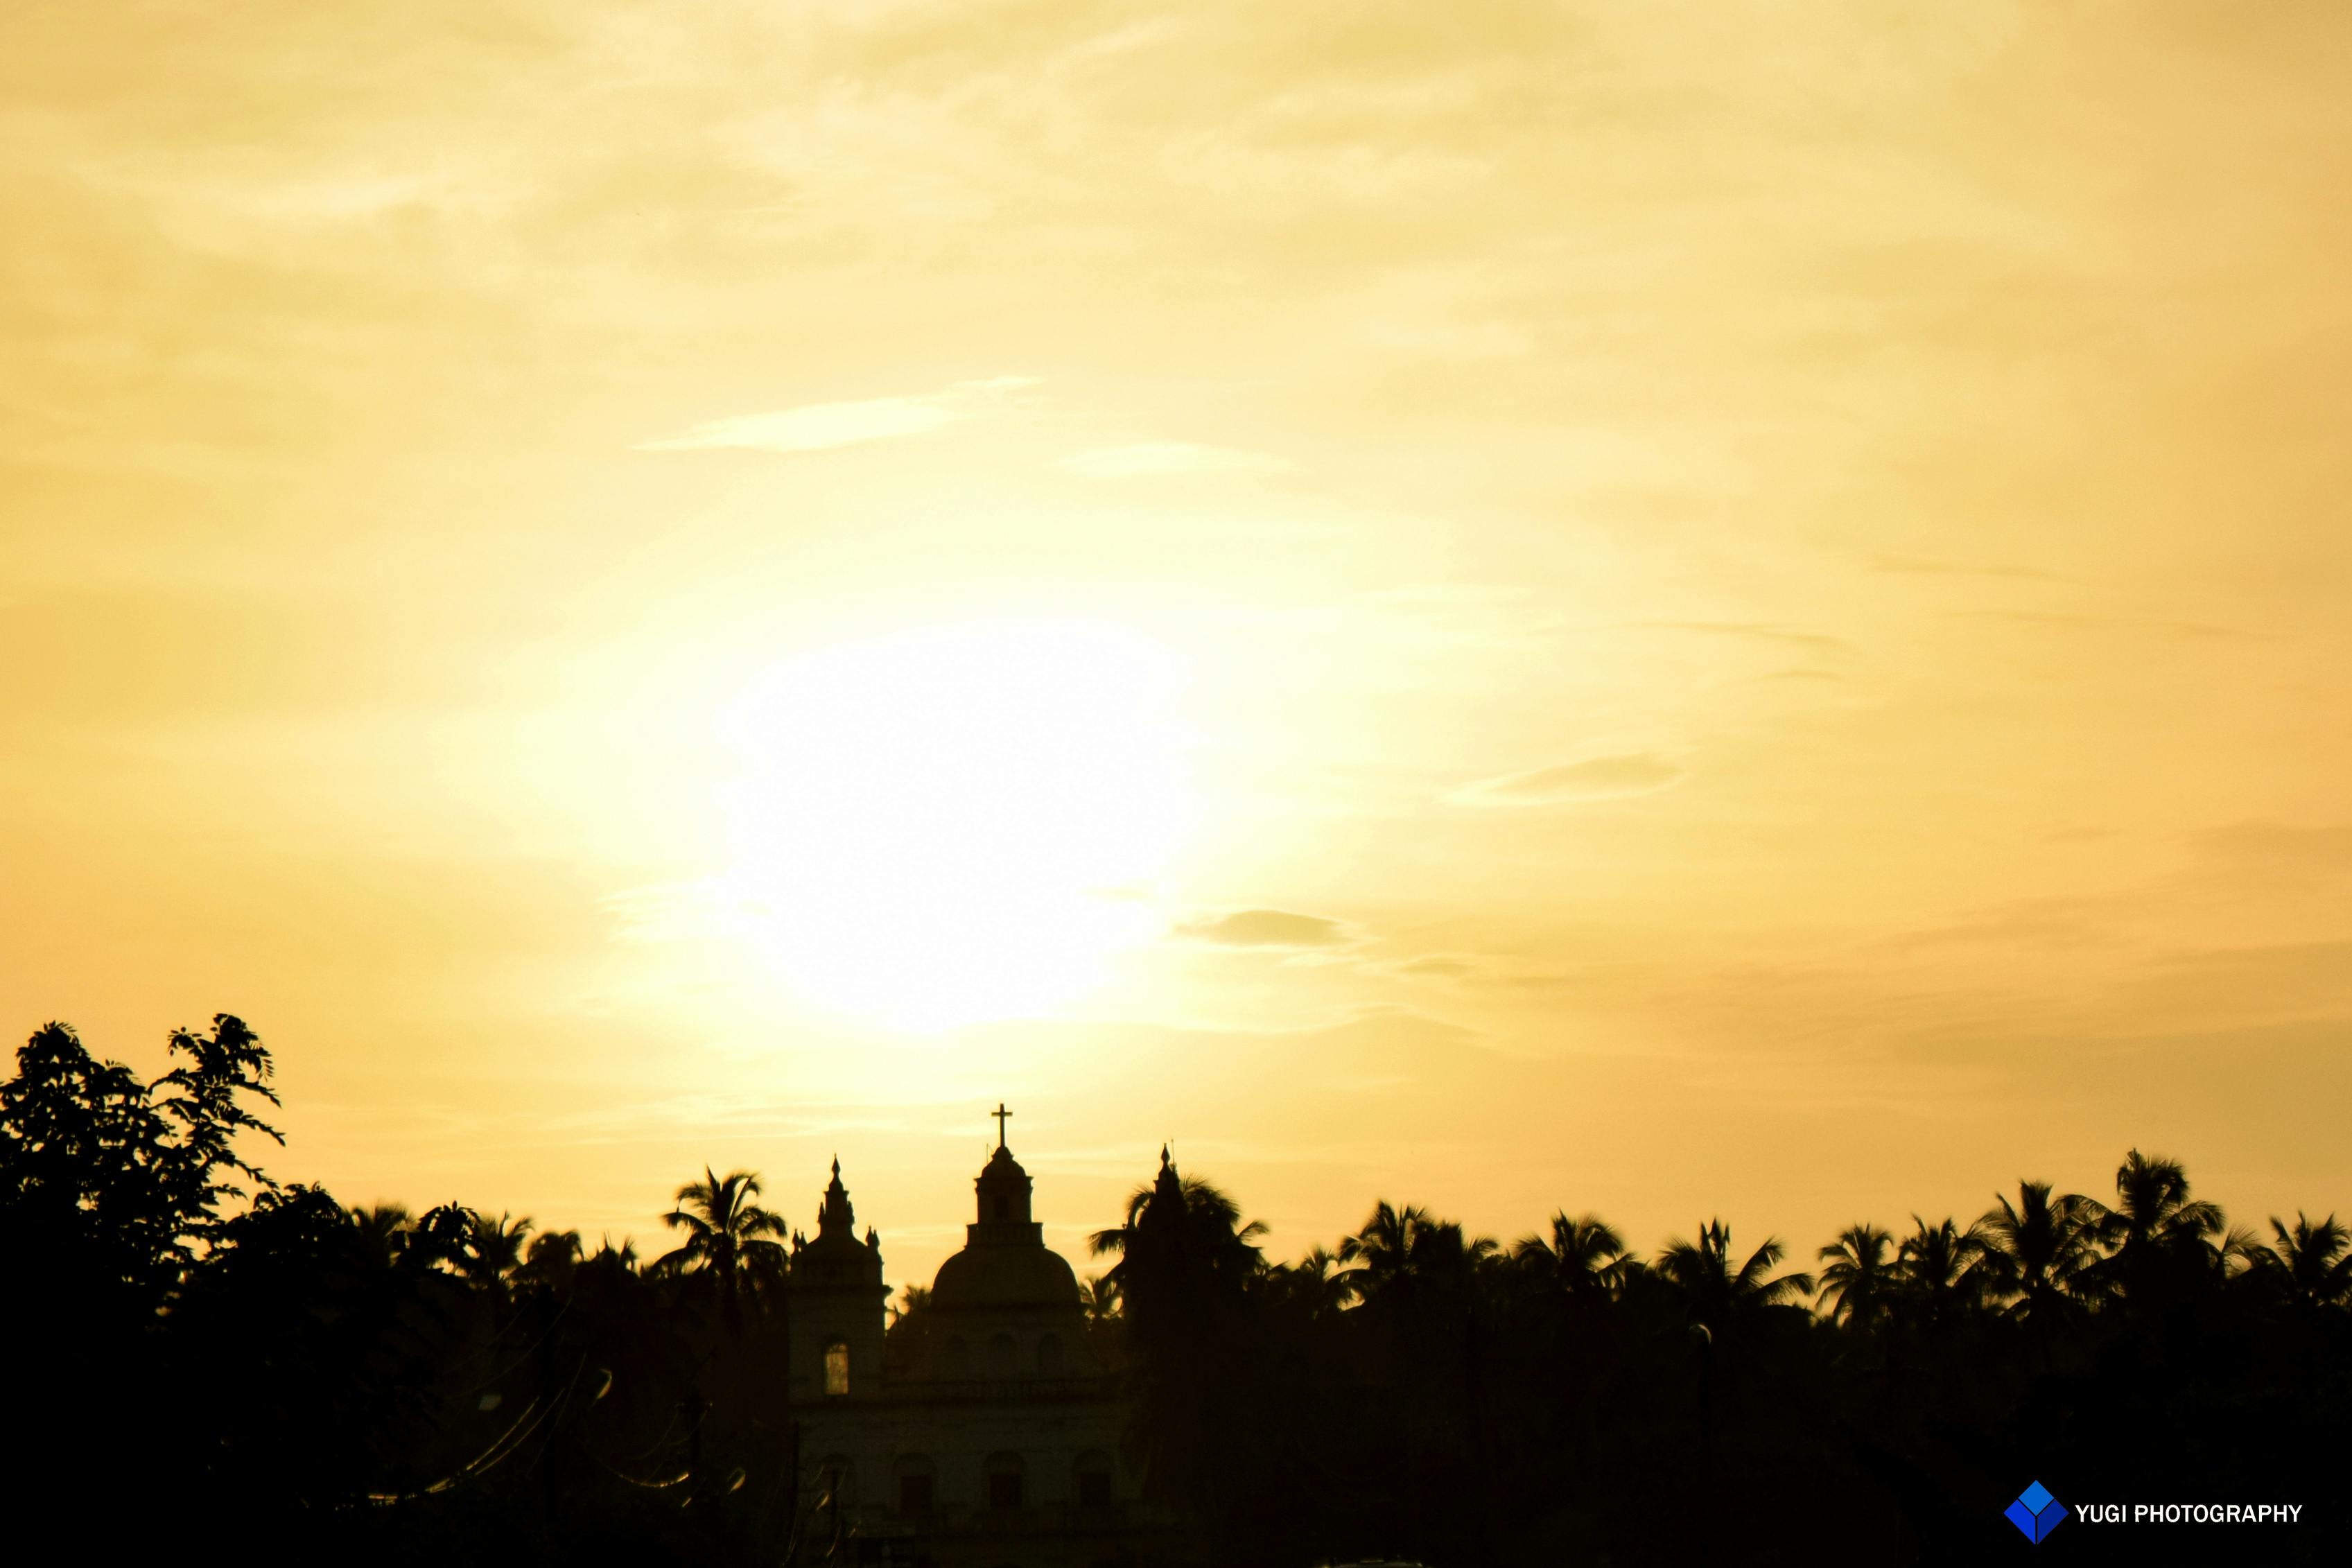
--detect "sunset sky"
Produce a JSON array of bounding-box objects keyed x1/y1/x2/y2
[{"x1": 7, "y1": 3, "x2": 2351, "y2": 1289}]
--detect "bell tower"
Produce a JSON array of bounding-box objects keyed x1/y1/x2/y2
[{"x1": 787, "y1": 1158, "x2": 889, "y2": 1402}]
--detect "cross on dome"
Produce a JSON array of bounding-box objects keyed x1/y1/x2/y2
[{"x1": 991, "y1": 1102, "x2": 1013, "y2": 1149}]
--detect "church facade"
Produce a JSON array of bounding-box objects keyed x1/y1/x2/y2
[{"x1": 784, "y1": 1132, "x2": 1173, "y2": 1568}]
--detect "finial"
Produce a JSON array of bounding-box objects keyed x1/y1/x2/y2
[
  {"x1": 991, "y1": 1102, "x2": 1013, "y2": 1149},
  {"x1": 831, "y1": 1155, "x2": 842, "y2": 1178}
]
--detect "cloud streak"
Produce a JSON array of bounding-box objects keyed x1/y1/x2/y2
[
  {"x1": 1449, "y1": 753, "x2": 1686, "y2": 807},
  {"x1": 1619, "y1": 621, "x2": 1852, "y2": 655},
  {"x1": 637, "y1": 376, "x2": 1036, "y2": 454},
  {"x1": 1058, "y1": 442, "x2": 1294, "y2": 478},
  {"x1": 1947, "y1": 609, "x2": 2265, "y2": 643},
  {"x1": 1174, "y1": 907, "x2": 1353, "y2": 948},
  {"x1": 1870, "y1": 555, "x2": 2059, "y2": 581}
]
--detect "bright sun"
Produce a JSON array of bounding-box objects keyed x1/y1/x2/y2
[{"x1": 713, "y1": 620, "x2": 1193, "y2": 1031}]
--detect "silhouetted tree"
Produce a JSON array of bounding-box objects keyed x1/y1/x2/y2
[
  {"x1": 1090, "y1": 1151, "x2": 1269, "y2": 1542},
  {"x1": 2251, "y1": 1212, "x2": 2352, "y2": 1310},
  {"x1": 463, "y1": 1209, "x2": 534, "y2": 1292},
  {"x1": 349, "y1": 1201, "x2": 415, "y2": 1268},
  {"x1": 1891, "y1": 1215, "x2": 1987, "y2": 1326},
  {"x1": 154, "y1": 1013, "x2": 283, "y2": 1246},
  {"x1": 2082, "y1": 1148, "x2": 2226, "y2": 1305},
  {"x1": 521, "y1": 1227, "x2": 584, "y2": 1293},
  {"x1": 1514, "y1": 1210, "x2": 1628, "y2": 1301},
  {"x1": 1975, "y1": 1179, "x2": 2098, "y2": 1323},
  {"x1": 1658, "y1": 1219, "x2": 1814, "y2": 1331},
  {"x1": 12, "y1": 1013, "x2": 2352, "y2": 1564},
  {"x1": 1264, "y1": 1244, "x2": 1356, "y2": 1318},
  {"x1": 653, "y1": 1166, "x2": 788, "y2": 1327},
  {"x1": 1817, "y1": 1223, "x2": 1896, "y2": 1330}
]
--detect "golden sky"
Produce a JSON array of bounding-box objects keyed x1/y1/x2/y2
[{"x1": 7, "y1": 3, "x2": 2351, "y2": 1286}]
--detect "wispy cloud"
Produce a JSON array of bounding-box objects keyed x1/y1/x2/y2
[
  {"x1": 1057, "y1": 442, "x2": 1294, "y2": 478},
  {"x1": 1174, "y1": 907, "x2": 1352, "y2": 948},
  {"x1": 1947, "y1": 609, "x2": 2265, "y2": 642},
  {"x1": 1449, "y1": 753, "x2": 1685, "y2": 807},
  {"x1": 1870, "y1": 555, "x2": 2059, "y2": 581},
  {"x1": 2191, "y1": 821, "x2": 2352, "y2": 866},
  {"x1": 1619, "y1": 621, "x2": 1852, "y2": 655},
  {"x1": 637, "y1": 376, "x2": 1036, "y2": 454},
  {"x1": 1360, "y1": 319, "x2": 1534, "y2": 360},
  {"x1": 1386, "y1": 953, "x2": 1482, "y2": 979}
]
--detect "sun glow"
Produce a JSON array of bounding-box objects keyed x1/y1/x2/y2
[{"x1": 713, "y1": 620, "x2": 1194, "y2": 1031}]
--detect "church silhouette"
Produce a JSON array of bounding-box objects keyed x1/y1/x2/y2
[{"x1": 787, "y1": 1111, "x2": 1166, "y2": 1567}]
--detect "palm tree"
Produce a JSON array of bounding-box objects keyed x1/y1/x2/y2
[
  {"x1": 2253, "y1": 1212, "x2": 2352, "y2": 1309},
  {"x1": 521, "y1": 1228, "x2": 584, "y2": 1292},
  {"x1": 1088, "y1": 1154, "x2": 1267, "y2": 1293},
  {"x1": 1425, "y1": 1223, "x2": 1503, "y2": 1281},
  {"x1": 2215, "y1": 1223, "x2": 2267, "y2": 1287},
  {"x1": 405, "y1": 1202, "x2": 476, "y2": 1273},
  {"x1": 462, "y1": 1211, "x2": 533, "y2": 1290},
  {"x1": 1515, "y1": 1211, "x2": 1628, "y2": 1300},
  {"x1": 1070, "y1": 1273, "x2": 1125, "y2": 1369},
  {"x1": 1336, "y1": 1199, "x2": 1429, "y2": 1292},
  {"x1": 2100, "y1": 1149, "x2": 2224, "y2": 1246},
  {"x1": 1892, "y1": 1216, "x2": 1986, "y2": 1325},
  {"x1": 2082, "y1": 1149, "x2": 2225, "y2": 1302},
  {"x1": 1815, "y1": 1223, "x2": 1895, "y2": 1330},
  {"x1": 1077, "y1": 1273, "x2": 1121, "y2": 1324},
  {"x1": 653, "y1": 1167, "x2": 789, "y2": 1316},
  {"x1": 1265, "y1": 1245, "x2": 1357, "y2": 1317},
  {"x1": 1086, "y1": 1151, "x2": 1266, "y2": 1506},
  {"x1": 586, "y1": 1234, "x2": 638, "y2": 1273},
  {"x1": 1658, "y1": 1219, "x2": 1813, "y2": 1330},
  {"x1": 1336, "y1": 1200, "x2": 1496, "y2": 1301},
  {"x1": 349, "y1": 1201, "x2": 412, "y2": 1269},
  {"x1": 1976, "y1": 1181, "x2": 2097, "y2": 1323}
]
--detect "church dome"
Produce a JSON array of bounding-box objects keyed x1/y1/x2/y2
[
  {"x1": 928, "y1": 1137, "x2": 1084, "y2": 1313},
  {"x1": 932, "y1": 1239, "x2": 1081, "y2": 1310}
]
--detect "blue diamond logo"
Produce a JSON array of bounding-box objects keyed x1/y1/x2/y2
[{"x1": 2005, "y1": 1480, "x2": 2067, "y2": 1544}]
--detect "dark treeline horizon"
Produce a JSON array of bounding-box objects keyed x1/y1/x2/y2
[{"x1": 5, "y1": 1014, "x2": 2345, "y2": 1565}]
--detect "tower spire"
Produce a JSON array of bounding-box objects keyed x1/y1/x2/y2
[{"x1": 817, "y1": 1157, "x2": 855, "y2": 1237}]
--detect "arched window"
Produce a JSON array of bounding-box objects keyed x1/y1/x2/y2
[
  {"x1": 992, "y1": 1195, "x2": 1009, "y2": 1220},
  {"x1": 1036, "y1": 1333, "x2": 1065, "y2": 1375},
  {"x1": 984, "y1": 1450, "x2": 1025, "y2": 1510},
  {"x1": 893, "y1": 1453, "x2": 936, "y2": 1514},
  {"x1": 823, "y1": 1339, "x2": 851, "y2": 1396},
  {"x1": 1074, "y1": 1448, "x2": 1115, "y2": 1510},
  {"x1": 986, "y1": 1332, "x2": 1018, "y2": 1376},
  {"x1": 942, "y1": 1336, "x2": 971, "y2": 1376}
]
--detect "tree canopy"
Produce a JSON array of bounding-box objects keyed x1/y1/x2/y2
[{"x1": 4, "y1": 1016, "x2": 2345, "y2": 1565}]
